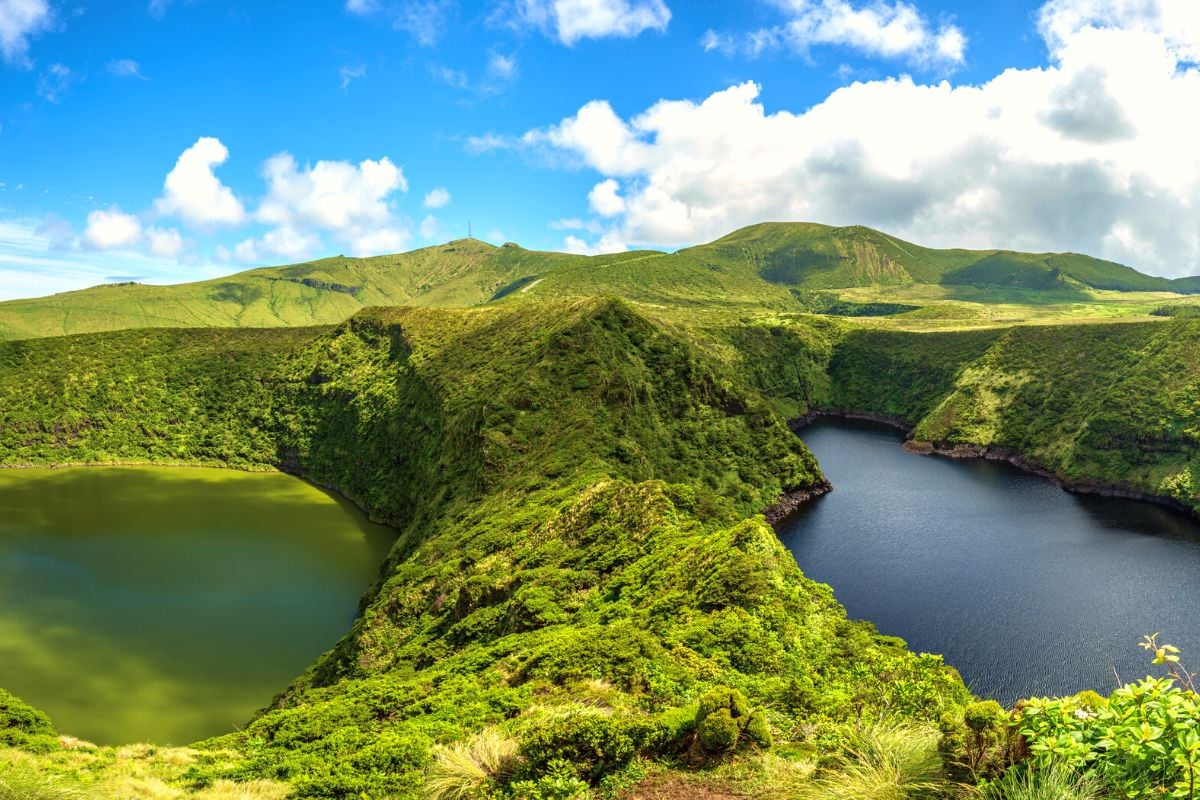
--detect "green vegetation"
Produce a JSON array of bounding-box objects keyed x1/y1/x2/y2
[
  {"x1": 0, "y1": 298, "x2": 964, "y2": 797},
  {"x1": 4, "y1": 221, "x2": 1200, "y2": 343},
  {"x1": 824, "y1": 320, "x2": 1200, "y2": 515},
  {"x1": 3, "y1": 221, "x2": 1200, "y2": 797}
]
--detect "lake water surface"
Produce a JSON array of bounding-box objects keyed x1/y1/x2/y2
[
  {"x1": 780, "y1": 418, "x2": 1200, "y2": 705},
  {"x1": 0, "y1": 467, "x2": 394, "y2": 745}
]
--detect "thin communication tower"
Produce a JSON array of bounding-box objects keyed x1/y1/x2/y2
[{"x1": 468, "y1": 220, "x2": 472, "y2": 240}]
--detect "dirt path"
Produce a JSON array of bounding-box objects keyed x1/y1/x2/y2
[{"x1": 619, "y1": 774, "x2": 751, "y2": 800}]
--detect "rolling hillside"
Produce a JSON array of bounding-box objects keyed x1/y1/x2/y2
[{"x1": 3, "y1": 222, "x2": 1199, "y2": 342}]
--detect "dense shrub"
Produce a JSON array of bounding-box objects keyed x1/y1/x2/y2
[
  {"x1": 0, "y1": 690, "x2": 58, "y2": 754},
  {"x1": 694, "y1": 687, "x2": 772, "y2": 754},
  {"x1": 517, "y1": 713, "x2": 659, "y2": 784}
]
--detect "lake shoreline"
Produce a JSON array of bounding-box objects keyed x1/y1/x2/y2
[{"x1": 791, "y1": 408, "x2": 1198, "y2": 523}]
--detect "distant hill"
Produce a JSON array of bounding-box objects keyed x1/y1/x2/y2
[{"x1": 2, "y1": 222, "x2": 1196, "y2": 341}]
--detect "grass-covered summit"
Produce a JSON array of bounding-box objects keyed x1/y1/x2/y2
[{"x1": 4, "y1": 221, "x2": 1200, "y2": 343}]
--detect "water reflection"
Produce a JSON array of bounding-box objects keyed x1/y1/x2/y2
[{"x1": 0, "y1": 467, "x2": 395, "y2": 745}]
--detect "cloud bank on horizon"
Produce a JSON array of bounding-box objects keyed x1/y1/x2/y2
[
  {"x1": 1, "y1": 0, "x2": 1200, "y2": 300},
  {"x1": 486, "y1": 0, "x2": 1200, "y2": 275}
]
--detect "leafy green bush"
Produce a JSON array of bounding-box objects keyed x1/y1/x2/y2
[
  {"x1": 0, "y1": 690, "x2": 58, "y2": 754},
  {"x1": 517, "y1": 713, "x2": 658, "y2": 785},
  {"x1": 939, "y1": 699, "x2": 1014, "y2": 781},
  {"x1": 1018, "y1": 678, "x2": 1200, "y2": 798},
  {"x1": 506, "y1": 760, "x2": 589, "y2": 800},
  {"x1": 694, "y1": 687, "x2": 771, "y2": 755}
]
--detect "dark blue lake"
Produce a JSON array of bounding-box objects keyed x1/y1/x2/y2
[{"x1": 779, "y1": 417, "x2": 1200, "y2": 705}]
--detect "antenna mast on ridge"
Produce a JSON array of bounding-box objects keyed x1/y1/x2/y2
[{"x1": 468, "y1": 219, "x2": 472, "y2": 240}]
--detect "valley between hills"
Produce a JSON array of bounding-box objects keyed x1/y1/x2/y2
[{"x1": 2, "y1": 221, "x2": 1199, "y2": 799}]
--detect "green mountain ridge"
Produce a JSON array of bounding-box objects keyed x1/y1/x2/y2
[{"x1": 3, "y1": 221, "x2": 1197, "y2": 342}]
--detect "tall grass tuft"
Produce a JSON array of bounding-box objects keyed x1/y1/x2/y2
[
  {"x1": 424, "y1": 728, "x2": 520, "y2": 800},
  {"x1": 0, "y1": 762, "x2": 85, "y2": 800},
  {"x1": 970, "y1": 764, "x2": 1108, "y2": 800},
  {"x1": 803, "y1": 722, "x2": 949, "y2": 800}
]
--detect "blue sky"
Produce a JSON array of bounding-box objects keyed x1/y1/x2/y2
[{"x1": 1, "y1": 0, "x2": 1199, "y2": 299}]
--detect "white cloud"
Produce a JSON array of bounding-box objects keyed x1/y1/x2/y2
[
  {"x1": 485, "y1": 228, "x2": 506, "y2": 244},
  {"x1": 253, "y1": 224, "x2": 323, "y2": 261},
  {"x1": 1038, "y1": 0, "x2": 1200, "y2": 61},
  {"x1": 505, "y1": 0, "x2": 671, "y2": 45},
  {"x1": 37, "y1": 62, "x2": 79, "y2": 103},
  {"x1": 0, "y1": 217, "x2": 219, "y2": 301},
  {"x1": 499, "y1": 10, "x2": 1200, "y2": 277},
  {"x1": 351, "y1": 226, "x2": 409, "y2": 254},
  {"x1": 488, "y1": 51, "x2": 519, "y2": 80},
  {"x1": 347, "y1": 0, "x2": 454, "y2": 46},
  {"x1": 148, "y1": 0, "x2": 170, "y2": 18},
  {"x1": 434, "y1": 64, "x2": 470, "y2": 89},
  {"x1": 550, "y1": 217, "x2": 603, "y2": 233},
  {"x1": 0, "y1": 0, "x2": 52, "y2": 67},
  {"x1": 339, "y1": 62, "x2": 366, "y2": 90},
  {"x1": 107, "y1": 58, "x2": 146, "y2": 78},
  {"x1": 704, "y1": 0, "x2": 966, "y2": 67},
  {"x1": 82, "y1": 206, "x2": 142, "y2": 250},
  {"x1": 423, "y1": 186, "x2": 451, "y2": 208},
  {"x1": 155, "y1": 137, "x2": 246, "y2": 226},
  {"x1": 563, "y1": 229, "x2": 627, "y2": 255},
  {"x1": 249, "y1": 152, "x2": 409, "y2": 258},
  {"x1": 420, "y1": 214, "x2": 439, "y2": 239},
  {"x1": 588, "y1": 178, "x2": 625, "y2": 216},
  {"x1": 145, "y1": 226, "x2": 184, "y2": 258}
]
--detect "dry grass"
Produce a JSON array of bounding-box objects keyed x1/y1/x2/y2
[
  {"x1": 801, "y1": 723, "x2": 949, "y2": 800},
  {"x1": 424, "y1": 729, "x2": 520, "y2": 800}
]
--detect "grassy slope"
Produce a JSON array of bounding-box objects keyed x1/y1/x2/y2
[
  {"x1": 4, "y1": 222, "x2": 1198, "y2": 343},
  {"x1": 0, "y1": 300, "x2": 967, "y2": 798},
  {"x1": 0, "y1": 239, "x2": 586, "y2": 342}
]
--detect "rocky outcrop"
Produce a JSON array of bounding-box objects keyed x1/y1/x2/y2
[{"x1": 764, "y1": 479, "x2": 832, "y2": 526}]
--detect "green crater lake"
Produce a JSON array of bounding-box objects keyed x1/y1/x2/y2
[{"x1": 0, "y1": 467, "x2": 395, "y2": 745}]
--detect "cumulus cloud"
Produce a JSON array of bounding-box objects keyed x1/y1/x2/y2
[
  {"x1": 703, "y1": 0, "x2": 966, "y2": 67},
  {"x1": 155, "y1": 137, "x2": 246, "y2": 226},
  {"x1": 244, "y1": 152, "x2": 409, "y2": 259},
  {"x1": 419, "y1": 214, "x2": 439, "y2": 239},
  {"x1": 77, "y1": 206, "x2": 186, "y2": 261},
  {"x1": 0, "y1": 0, "x2": 52, "y2": 67},
  {"x1": 1038, "y1": 0, "x2": 1200, "y2": 61},
  {"x1": 588, "y1": 178, "x2": 625, "y2": 216},
  {"x1": 82, "y1": 206, "x2": 142, "y2": 250},
  {"x1": 503, "y1": 0, "x2": 671, "y2": 45},
  {"x1": 499, "y1": 9, "x2": 1200, "y2": 276},
  {"x1": 423, "y1": 186, "x2": 451, "y2": 208},
  {"x1": 145, "y1": 226, "x2": 184, "y2": 258},
  {"x1": 564, "y1": 229, "x2": 627, "y2": 255}
]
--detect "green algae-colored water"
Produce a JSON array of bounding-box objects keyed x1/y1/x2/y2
[{"x1": 0, "y1": 467, "x2": 395, "y2": 745}]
